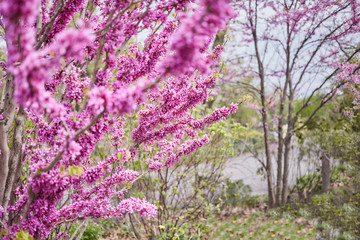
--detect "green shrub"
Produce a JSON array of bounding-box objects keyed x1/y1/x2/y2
[
  {"x1": 68, "y1": 220, "x2": 103, "y2": 240},
  {"x1": 223, "y1": 178, "x2": 252, "y2": 207}
]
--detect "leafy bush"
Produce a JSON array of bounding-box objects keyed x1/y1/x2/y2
[
  {"x1": 68, "y1": 221, "x2": 103, "y2": 240},
  {"x1": 285, "y1": 186, "x2": 360, "y2": 238},
  {"x1": 223, "y1": 178, "x2": 252, "y2": 207}
]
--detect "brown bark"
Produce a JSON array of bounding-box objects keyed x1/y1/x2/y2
[
  {"x1": 263, "y1": 113, "x2": 276, "y2": 207},
  {"x1": 321, "y1": 151, "x2": 330, "y2": 193},
  {"x1": 0, "y1": 74, "x2": 16, "y2": 208},
  {"x1": 254, "y1": 44, "x2": 276, "y2": 207},
  {"x1": 8, "y1": 150, "x2": 24, "y2": 225},
  {"x1": 281, "y1": 93, "x2": 294, "y2": 204},
  {"x1": 281, "y1": 133, "x2": 292, "y2": 204},
  {"x1": 249, "y1": 0, "x2": 275, "y2": 207},
  {"x1": 275, "y1": 121, "x2": 283, "y2": 206},
  {"x1": 2, "y1": 108, "x2": 26, "y2": 216}
]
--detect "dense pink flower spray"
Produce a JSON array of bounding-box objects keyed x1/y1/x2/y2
[{"x1": 0, "y1": 0, "x2": 236, "y2": 238}]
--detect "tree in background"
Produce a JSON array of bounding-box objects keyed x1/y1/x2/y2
[
  {"x1": 0, "y1": 0, "x2": 236, "y2": 238},
  {"x1": 232, "y1": 0, "x2": 360, "y2": 207}
]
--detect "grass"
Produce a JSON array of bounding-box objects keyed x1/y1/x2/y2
[{"x1": 210, "y1": 212, "x2": 316, "y2": 240}]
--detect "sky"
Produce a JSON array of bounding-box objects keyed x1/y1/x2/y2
[{"x1": 222, "y1": 3, "x2": 360, "y2": 98}]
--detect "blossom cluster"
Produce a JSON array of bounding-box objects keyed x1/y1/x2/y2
[
  {"x1": 161, "y1": 0, "x2": 236, "y2": 76},
  {"x1": 0, "y1": 0, "x2": 236, "y2": 238}
]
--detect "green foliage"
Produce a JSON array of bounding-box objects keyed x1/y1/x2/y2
[
  {"x1": 68, "y1": 221, "x2": 103, "y2": 240},
  {"x1": 295, "y1": 172, "x2": 321, "y2": 191},
  {"x1": 294, "y1": 91, "x2": 360, "y2": 166},
  {"x1": 335, "y1": 232, "x2": 358, "y2": 240},
  {"x1": 210, "y1": 212, "x2": 315, "y2": 240},
  {"x1": 81, "y1": 222, "x2": 102, "y2": 240},
  {"x1": 241, "y1": 195, "x2": 265, "y2": 209},
  {"x1": 289, "y1": 90, "x2": 360, "y2": 239},
  {"x1": 15, "y1": 230, "x2": 33, "y2": 240},
  {"x1": 297, "y1": 208, "x2": 312, "y2": 219},
  {"x1": 294, "y1": 93, "x2": 334, "y2": 130},
  {"x1": 156, "y1": 220, "x2": 213, "y2": 240},
  {"x1": 100, "y1": 219, "x2": 118, "y2": 231},
  {"x1": 64, "y1": 165, "x2": 84, "y2": 177},
  {"x1": 314, "y1": 221, "x2": 332, "y2": 235},
  {"x1": 284, "y1": 172, "x2": 360, "y2": 239},
  {"x1": 222, "y1": 178, "x2": 252, "y2": 207}
]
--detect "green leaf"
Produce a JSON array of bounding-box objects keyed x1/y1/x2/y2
[
  {"x1": 126, "y1": 150, "x2": 131, "y2": 160},
  {"x1": 117, "y1": 152, "x2": 124, "y2": 160},
  {"x1": 15, "y1": 230, "x2": 33, "y2": 240},
  {"x1": 66, "y1": 166, "x2": 84, "y2": 177},
  {"x1": 124, "y1": 182, "x2": 132, "y2": 189}
]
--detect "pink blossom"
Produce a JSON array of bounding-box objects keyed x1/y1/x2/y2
[{"x1": 0, "y1": 0, "x2": 236, "y2": 238}]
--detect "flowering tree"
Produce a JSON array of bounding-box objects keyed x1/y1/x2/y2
[
  {"x1": 232, "y1": 0, "x2": 360, "y2": 207},
  {"x1": 0, "y1": 0, "x2": 236, "y2": 238}
]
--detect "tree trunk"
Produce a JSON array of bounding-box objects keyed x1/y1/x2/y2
[
  {"x1": 321, "y1": 151, "x2": 330, "y2": 193},
  {"x1": 263, "y1": 116, "x2": 276, "y2": 207},
  {"x1": 282, "y1": 90, "x2": 294, "y2": 204},
  {"x1": 2, "y1": 108, "x2": 26, "y2": 217},
  {"x1": 275, "y1": 106, "x2": 285, "y2": 206},
  {"x1": 281, "y1": 134, "x2": 292, "y2": 204},
  {"x1": 249, "y1": 0, "x2": 275, "y2": 207},
  {"x1": 0, "y1": 74, "x2": 16, "y2": 208}
]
